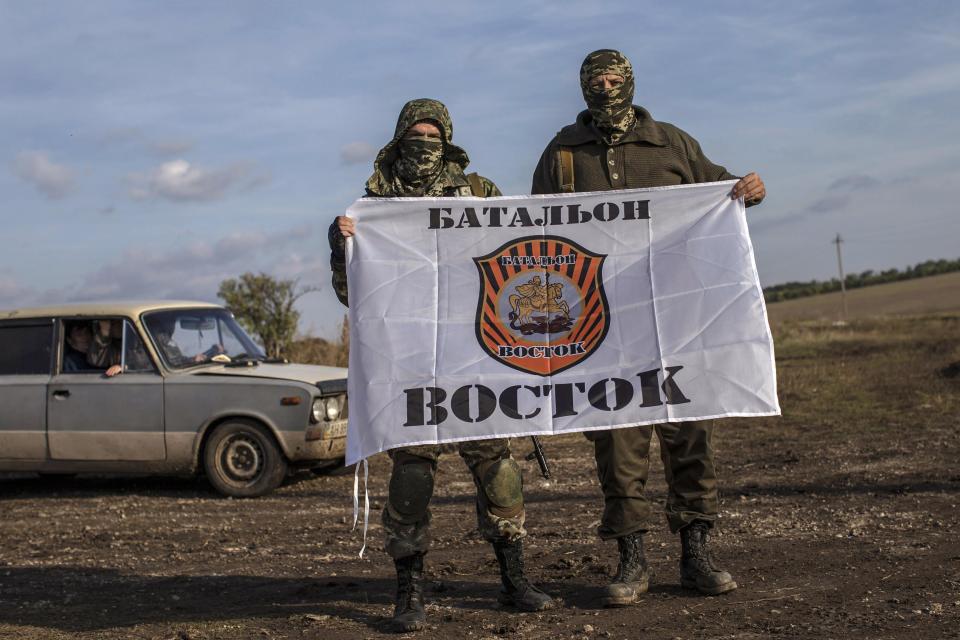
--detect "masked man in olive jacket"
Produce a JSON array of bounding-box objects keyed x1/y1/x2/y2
[
  {"x1": 330, "y1": 99, "x2": 554, "y2": 632},
  {"x1": 531, "y1": 50, "x2": 766, "y2": 606}
]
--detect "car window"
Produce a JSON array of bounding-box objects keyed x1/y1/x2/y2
[
  {"x1": 143, "y1": 309, "x2": 265, "y2": 369},
  {"x1": 0, "y1": 321, "x2": 53, "y2": 375},
  {"x1": 60, "y1": 318, "x2": 156, "y2": 375}
]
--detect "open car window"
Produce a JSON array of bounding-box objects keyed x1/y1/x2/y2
[{"x1": 60, "y1": 318, "x2": 156, "y2": 375}]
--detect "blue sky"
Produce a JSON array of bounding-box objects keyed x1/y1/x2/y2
[{"x1": 2, "y1": 1, "x2": 958, "y2": 337}]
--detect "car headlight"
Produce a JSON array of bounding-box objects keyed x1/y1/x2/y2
[
  {"x1": 311, "y1": 396, "x2": 342, "y2": 423},
  {"x1": 324, "y1": 396, "x2": 341, "y2": 421}
]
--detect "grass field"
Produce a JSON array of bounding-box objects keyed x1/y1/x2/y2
[{"x1": 765, "y1": 271, "x2": 960, "y2": 324}]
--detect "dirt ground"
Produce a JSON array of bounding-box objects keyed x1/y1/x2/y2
[{"x1": 1, "y1": 314, "x2": 959, "y2": 640}]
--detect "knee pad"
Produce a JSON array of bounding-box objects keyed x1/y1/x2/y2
[
  {"x1": 388, "y1": 461, "x2": 435, "y2": 523},
  {"x1": 480, "y1": 458, "x2": 524, "y2": 517}
]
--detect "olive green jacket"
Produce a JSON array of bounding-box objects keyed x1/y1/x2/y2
[{"x1": 531, "y1": 105, "x2": 739, "y2": 195}]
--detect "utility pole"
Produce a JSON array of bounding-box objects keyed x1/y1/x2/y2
[{"x1": 833, "y1": 233, "x2": 848, "y2": 323}]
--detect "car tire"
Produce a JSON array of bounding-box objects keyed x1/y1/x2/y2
[{"x1": 203, "y1": 420, "x2": 288, "y2": 497}]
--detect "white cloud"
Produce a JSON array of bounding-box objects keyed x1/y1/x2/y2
[
  {"x1": 29, "y1": 222, "x2": 340, "y2": 333},
  {"x1": 340, "y1": 141, "x2": 377, "y2": 165},
  {"x1": 11, "y1": 150, "x2": 76, "y2": 199},
  {"x1": 4, "y1": 223, "x2": 330, "y2": 321},
  {"x1": 43, "y1": 224, "x2": 322, "y2": 304},
  {"x1": 127, "y1": 158, "x2": 269, "y2": 202}
]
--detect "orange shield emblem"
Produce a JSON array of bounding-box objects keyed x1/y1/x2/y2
[{"x1": 473, "y1": 235, "x2": 609, "y2": 376}]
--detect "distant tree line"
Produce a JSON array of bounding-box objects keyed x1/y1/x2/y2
[{"x1": 764, "y1": 258, "x2": 960, "y2": 303}]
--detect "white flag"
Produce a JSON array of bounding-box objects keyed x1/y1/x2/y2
[{"x1": 344, "y1": 181, "x2": 779, "y2": 465}]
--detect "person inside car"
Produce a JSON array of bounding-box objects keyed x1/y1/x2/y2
[
  {"x1": 87, "y1": 319, "x2": 152, "y2": 376},
  {"x1": 63, "y1": 321, "x2": 94, "y2": 372},
  {"x1": 87, "y1": 319, "x2": 123, "y2": 376},
  {"x1": 151, "y1": 316, "x2": 223, "y2": 367}
]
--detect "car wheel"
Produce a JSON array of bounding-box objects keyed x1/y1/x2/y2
[{"x1": 203, "y1": 420, "x2": 288, "y2": 497}]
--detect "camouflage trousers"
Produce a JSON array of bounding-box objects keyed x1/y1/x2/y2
[
  {"x1": 382, "y1": 439, "x2": 526, "y2": 559},
  {"x1": 587, "y1": 420, "x2": 718, "y2": 537}
]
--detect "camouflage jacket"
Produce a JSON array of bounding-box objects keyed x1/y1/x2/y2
[
  {"x1": 329, "y1": 99, "x2": 501, "y2": 307},
  {"x1": 531, "y1": 105, "x2": 742, "y2": 196}
]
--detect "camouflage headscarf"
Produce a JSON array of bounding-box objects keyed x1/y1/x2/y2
[
  {"x1": 393, "y1": 136, "x2": 444, "y2": 192},
  {"x1": 366, "y1": 98, "x2": 470, "y2": 197},
  {"x1": 580, "y1": 49, "x2": 637, "y2": 145}
]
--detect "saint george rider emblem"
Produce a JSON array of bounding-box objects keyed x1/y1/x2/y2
[{"x1": 473, "y1": 235, "x2": 609, "y2": 376}]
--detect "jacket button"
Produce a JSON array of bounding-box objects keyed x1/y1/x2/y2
[
  {"x1": 608, "y1": 159, "x2": 615, "y2": 166},
  {"x1": 612, "y1": 173, "x2": 620, "y2": 180}
]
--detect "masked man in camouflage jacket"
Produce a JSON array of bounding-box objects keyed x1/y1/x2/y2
[
  {"x1": 330, "y1": 99, "x2": 554, "y2": 632},
  {"x1": 532, "y1": 50, "x2": 767, "y2": 606}
]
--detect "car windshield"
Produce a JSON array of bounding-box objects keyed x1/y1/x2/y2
[{"x1": 142, "y1": 308, "x2": 265, "y2": 369}]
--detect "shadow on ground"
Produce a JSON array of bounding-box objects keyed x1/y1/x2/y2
[{"x1": 0, "y1": 567, "x2": 500, "y2": 633}]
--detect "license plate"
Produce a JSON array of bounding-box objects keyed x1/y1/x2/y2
[{"x1": 321, "y1": 420, "x2": 347, "y2": 440}]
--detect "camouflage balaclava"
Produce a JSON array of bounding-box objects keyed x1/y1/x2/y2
[
  {"x1": 366, "y1": 98, "x2": 470, "y2": 197},
  {"x1": 393, "y1": 131, "x2": 444, "y2": 192},
  {"x1": 580, "y1": 49, "x2": 636, "y2": 145}
]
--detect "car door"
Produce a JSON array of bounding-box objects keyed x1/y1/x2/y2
[
  {"x1": 0, "y1": 318, "x2": 54, "y2": 459},
  {"x1": 47, "y1": 318, "x2": 166, "y2": 461}
]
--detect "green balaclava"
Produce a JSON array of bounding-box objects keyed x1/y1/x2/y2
[
  {"x1": 393, "y1": 126, "x2": 445, "y2": 191},
  {"x1": 580, "y1": 49, "x2": 636, "y2": 145}
]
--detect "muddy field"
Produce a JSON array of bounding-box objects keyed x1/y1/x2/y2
[{"x1": 1, "y1": 314, "x2": 959, "y2": 639}]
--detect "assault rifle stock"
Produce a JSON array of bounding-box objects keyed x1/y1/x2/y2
[{"x1": 525, "y1": 436, "x2": 551, "y2": 479}]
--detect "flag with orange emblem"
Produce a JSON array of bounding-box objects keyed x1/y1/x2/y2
[{"x1": 344, "y1": 182, "x2": 780, "y2": 465}]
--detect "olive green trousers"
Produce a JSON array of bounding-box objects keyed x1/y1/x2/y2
[{"x1": 588, "y1": 420, "x2": 718, "y2": 538}]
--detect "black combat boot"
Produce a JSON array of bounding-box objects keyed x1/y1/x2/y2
[
  {"x1": 602, "y1": 531, "x2": 650, "y2": 607},
  {"x1": 390, "y1": 553, "x2": 426, "y2": 632},
  {"x1": 679, "y1": 520, "x2": 737, "y2": 595},
  {"x1": 492, "y1": 539, "x2": 555, "y2": 611}
]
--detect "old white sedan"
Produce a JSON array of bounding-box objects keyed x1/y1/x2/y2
[{"x1": 0, "y1": 300, "x2": 348, "y2": 497}]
